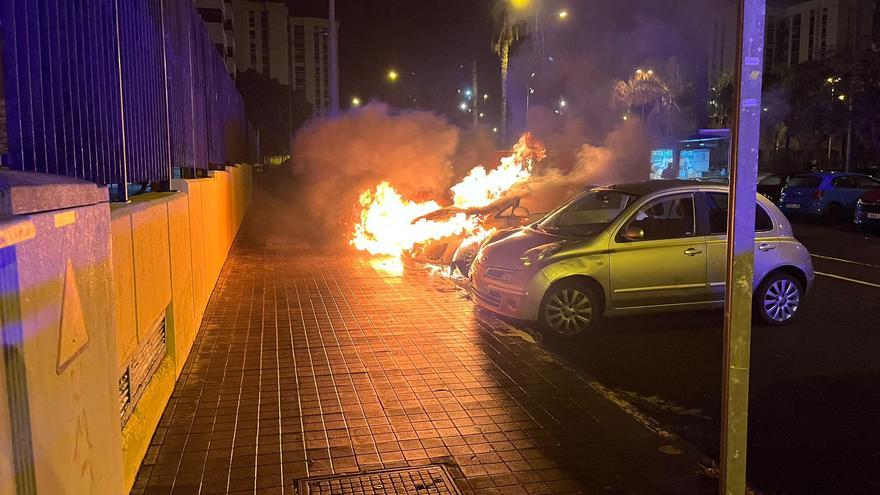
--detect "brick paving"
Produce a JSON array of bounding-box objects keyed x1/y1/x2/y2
[{"x1": 133, "y1": 205, "x2": 715, "y2": 494}]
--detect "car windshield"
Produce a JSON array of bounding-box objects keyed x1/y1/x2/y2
[
  {"x1": 786, "y1": 176, "x2": 822, "y2": 188},
  {"x1": 535, "y1": 190, "x2": 639, "y2": 237}
]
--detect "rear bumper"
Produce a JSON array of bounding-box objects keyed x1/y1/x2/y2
[{"x1": 778, "y1": 200, "x2": 823, "y2": 215}]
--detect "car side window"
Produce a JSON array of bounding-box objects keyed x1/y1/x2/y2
[
  {"x1": 705, "y1": 193, "x2": 773, "y2": 233},
  {"x1": 621, "y1": 194, "x2": 695, "y2": 241},
  {"x1": 857, "y1": 176, "x2": 880, "y2": 189},
  {"x1": 759, "y1": 175, "x2": 782, "y2": 186},
  {"x1": 833, "y1": 176, "x2": 859, "y2": 188}
]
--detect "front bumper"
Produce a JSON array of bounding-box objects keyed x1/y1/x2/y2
[
  {"x1": 469, "y1": 262, "x2": 547, "y2": 321},
  {"x1": 854, "y1": 201, "x2": 880, "y2": 225}
]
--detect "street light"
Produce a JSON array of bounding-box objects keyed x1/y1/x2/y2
[
  {"x1": 557, "y1": 9, "x2": 569, "y2": 19},
  {"x1": 351, "y1": 97, "x2": 362, "y2": 107},
  {"x1": 387, "y1": 70, "x2": 399, "y2": 82},
  {"x1": 459, "y1": 102, "x2": 468, "y2": 111}
]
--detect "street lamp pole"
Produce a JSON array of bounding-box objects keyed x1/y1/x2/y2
[{"x1": 721, "y1": 0, "x2": 766, "y2": 494}]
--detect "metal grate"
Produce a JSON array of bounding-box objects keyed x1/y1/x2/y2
[
  {"x1": 119, "y1": 313, "x2": 167, "y2": 426},
  {"x1": 295, "y1": 466, "x2": 461, "y2": 495}
]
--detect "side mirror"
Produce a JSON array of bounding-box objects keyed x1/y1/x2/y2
[{"x1": 623, "y1": 226, "x2": 645, "y2": 241}]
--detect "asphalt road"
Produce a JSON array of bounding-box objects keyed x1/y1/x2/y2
[{"x1": 535, "y1": 219, "x2": 880, "y2": 494}]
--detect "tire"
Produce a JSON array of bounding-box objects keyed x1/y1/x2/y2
[
  {"x1": 539, "y1": 280, "x2": 601, "y2": 338},
  {"x1": 753, "y1": 271, "x2": 804, "y2": 326}
]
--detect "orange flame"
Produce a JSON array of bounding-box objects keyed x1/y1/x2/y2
[{"x1": 351, "y1": 132, "x2": 544, "y2": 264}]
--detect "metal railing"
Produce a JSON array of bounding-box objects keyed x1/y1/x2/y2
[{"x1": 1, "y1": 0, "x2": 257, "y2": 201}]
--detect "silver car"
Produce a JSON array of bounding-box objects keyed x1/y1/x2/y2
[{"x1": 470, "y1": 180, "x2": 814, "y2": 337}]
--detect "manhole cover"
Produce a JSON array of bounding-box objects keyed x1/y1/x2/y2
[{"x1": 295, "y1": 465, "x2": 461, "y2": 495}]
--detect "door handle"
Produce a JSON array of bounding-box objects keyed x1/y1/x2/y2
[
  {"x1": 683, "y1": 247, "x2": 703, "y2": 256},
  {"x1": 758, "y1": 243, "x2": 776, "y2": 252}
]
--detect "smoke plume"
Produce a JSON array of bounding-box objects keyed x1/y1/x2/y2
[{"x1": 291, "y1": 103, "x2": 459, "y2": 236}]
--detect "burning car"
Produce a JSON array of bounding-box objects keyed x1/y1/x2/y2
[{"x1": 405, "y1": 184, "x2": 587, "y2": 276}]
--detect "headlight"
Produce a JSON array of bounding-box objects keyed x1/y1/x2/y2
[{"x1": 520, "y1": 242, "x2": 563, "y2": 267}]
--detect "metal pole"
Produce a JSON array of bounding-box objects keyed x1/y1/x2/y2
[
  {"x1": 328, "y1": 0, "x2": 340, "y2": 115},
  {"x1": 472, "y1": 60, "x2": 478, "y2": 126},
  {"x1": 721, "y1": 1, "x2": 765, "y2": 494},
  {"x1": 845, "y1": 101, "x2": 853, "y2": 171}
]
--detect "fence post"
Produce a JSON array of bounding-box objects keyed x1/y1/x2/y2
[{"x1": 112, "y1": 0, "x2": 130, "y2": 202}]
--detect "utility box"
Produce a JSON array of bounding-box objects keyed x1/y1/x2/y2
[{"x1": 0, "y1": 171, "x2": 123, "y2": 494}]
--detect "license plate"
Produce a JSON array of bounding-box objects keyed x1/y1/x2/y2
[
  {"x1": 867, "y1": 213, "x2": 880, "y2": 219},
  {"x1": 785, "y1": 203, "x2": 800, "y2": 209}
]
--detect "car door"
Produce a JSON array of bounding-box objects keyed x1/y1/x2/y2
[
  {"x1": 703, "y1": 192, "x2": 781, "y2": 301},
  {"x1": 609, "y1": 192, "x2": 708, "y2": 309},
  {"x1": 830, "y1": 175, "x2": 862, "y2": 208}
]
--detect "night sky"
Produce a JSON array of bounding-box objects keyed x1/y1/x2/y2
[
  {"x1": 289, "y1": 0, "x2": 498, "y2": 120},
  {"x1": 286, "y1": 0, "x2": 736, "y2": 129}
]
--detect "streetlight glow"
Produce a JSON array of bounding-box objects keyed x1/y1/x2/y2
[
  {"x1": 492, "y1": 127, "x2": 498, "y2": 133},
  {"x1": 557, "y1": 9, "x2": 569, "y2": 19},
  {"x1": 387, "y1": 70, "x2": 399, "y2": 82},
  {"x1": 559, "y1": 99, "x2": 567, "y2": 108},
  {"x1": 509, "y1": 0, "x2": 532, "y2": 10},
  {"x1": 459, "y1": 102, "x2": 468, "y2": 111},
  {"x1": 351, "y1": 97, "x2": 361, "y2": 107}
]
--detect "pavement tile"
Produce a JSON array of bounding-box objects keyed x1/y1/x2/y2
[{"x1": 132, "y1": 205, "x2": 713, "y2": 494}]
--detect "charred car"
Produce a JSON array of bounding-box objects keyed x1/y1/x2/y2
[{"x1": 405, "y1": 184, "x2": 586, "y2": 276}]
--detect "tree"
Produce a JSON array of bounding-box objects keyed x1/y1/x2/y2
[
  {"x1": 236, "y1": 69, "x2": 313, "y2": 156},
  {"x1": 492, "y1": 1, "x2": 527, "y2": 143}
]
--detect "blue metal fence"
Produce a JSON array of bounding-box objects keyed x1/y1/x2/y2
[{"x1": 1, "y1": 0, "x2": 256, "y2": 200}]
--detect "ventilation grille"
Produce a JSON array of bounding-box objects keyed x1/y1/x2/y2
[{"x1": 119, "y1": 313, "x2": 167, "y2": 427}]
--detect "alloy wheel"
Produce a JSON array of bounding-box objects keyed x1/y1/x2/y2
[
  {"x1": 544, "y1": 288, "x2": 594, "y2": 336},
  {"x1": 763, "y1": 279, "x2": 800, "y2": 322}
]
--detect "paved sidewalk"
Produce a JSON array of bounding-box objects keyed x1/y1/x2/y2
[{"x1": 133, "y1": 211, "x2": 714, "y2": 494}]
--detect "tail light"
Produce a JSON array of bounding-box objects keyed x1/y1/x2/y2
[{"x1": 812, "y1": 189, "x2": 824, "y2": 199}]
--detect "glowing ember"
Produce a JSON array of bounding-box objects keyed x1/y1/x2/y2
[{"x1": 351, "y1": 132, "x2": 545, "y2": 268}]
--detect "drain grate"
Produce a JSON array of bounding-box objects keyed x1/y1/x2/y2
[{"x1": 295, "y1": 465, "x2": 461, "y2": 495}]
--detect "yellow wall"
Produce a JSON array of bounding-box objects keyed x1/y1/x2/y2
[{"x1": 112, "y1": 165, "x2": 251, "y2": 492}]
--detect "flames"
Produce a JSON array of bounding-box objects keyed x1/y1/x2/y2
[{"x1": 351, "y1": 132, "x2": 545, "y2": 266}]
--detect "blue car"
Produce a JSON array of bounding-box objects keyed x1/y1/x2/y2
[{"x1": 778, "y1": 172, "x2": 880, "y2": 221}]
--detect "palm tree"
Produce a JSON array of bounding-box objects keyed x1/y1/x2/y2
[
  {"x1": 612, "y1": 69, "x2": 678, "y2": 119},
  {"x1": 492, "y1": 2, "x2": 527, "y2": 143}
]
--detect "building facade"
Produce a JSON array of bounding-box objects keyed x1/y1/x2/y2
[
  {"x1": 194, "y1": 0, "x2": 237, "y2": 76},
  {"x1": 289, "y1": 17, "x2": 331, "y2": 115},
  {"x1": 231, "y1": 0, "x2": 291, "y2": 84},
  {"x1": 709, "y1": 0, "x2": 876, "y2": 79}
]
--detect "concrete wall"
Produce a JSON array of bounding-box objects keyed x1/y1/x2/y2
[{"x1": 0, "y1": 165, "x2": 252, "y2": 495}]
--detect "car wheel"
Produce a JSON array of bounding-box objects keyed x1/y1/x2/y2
[
  {"x1": 754, "y1": 272, "x2": 803, "y2": 326},
  {"x1": 539, "y1": 280, "x2": 600, "y2": 338},
  {"x1": 823, "y1": 203, "x2": 842, "y2": 224}
]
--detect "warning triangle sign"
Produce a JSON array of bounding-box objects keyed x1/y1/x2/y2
[{"x1": 57, "y1": 258, "x2": 90, "y2": 374}]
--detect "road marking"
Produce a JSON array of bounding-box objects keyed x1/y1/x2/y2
[
  {"x1": 815, "y1": 271, "x2": 880, "y2": 289},
  {"x1": 811, "y1": 253, "x2": 880, "y2": 270}
]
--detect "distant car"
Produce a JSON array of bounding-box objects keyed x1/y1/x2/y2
[
  {"x1": 778, "y1": 172, "x2": 880, "y2": 222},
  {"x1": 470, "y1": 180, "x2": 814, "y2": 337},
  {"x1": 854, "y1": 188, "x2": 880, "y2": 231},
  {"x1": 756, "y1": 172, "x2": 790, "y2": 204}
]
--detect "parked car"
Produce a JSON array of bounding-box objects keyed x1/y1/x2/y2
[
  {"x1": 470, "y1": 180, "x2": 814, "y2": 337},
  {"x1": 854, "y1": 188, "x2": 880, "y2": 231},
  {"x1": 778, "y1": 172, "x2": 880, "y2": 221},
  {"x1": 405, "y1": 183, "x2": 585, "y2": 276},
  {"x1": 756, "y1": 172, "x2": 791, "y2": 204}
]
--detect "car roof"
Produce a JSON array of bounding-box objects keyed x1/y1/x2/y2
[
  {"x1": 793, "y1": 171, "x2": 872, "y2": 178},
  {"x1": 601, "y1": 179, "x2": 723, "y2": 195}
]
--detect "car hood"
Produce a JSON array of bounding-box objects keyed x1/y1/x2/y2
[{"x1": 478, "y1": 227, "x2": 573, "y2": 269}]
